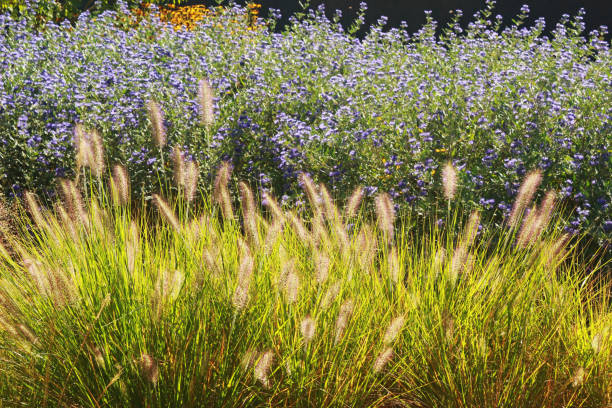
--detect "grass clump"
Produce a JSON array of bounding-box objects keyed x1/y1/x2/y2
[{"x1": 0, "y1": 132, "x2": 610, "y2": 407}]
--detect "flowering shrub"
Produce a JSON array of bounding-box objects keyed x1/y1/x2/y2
[{"x1": 0, "y1": 1, "x2": 610, "y2": 242}]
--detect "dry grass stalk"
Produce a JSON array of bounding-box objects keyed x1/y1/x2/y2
[
  {"x1": 152, "y1": 194, "x2": 180, "y2": 231},
  {"x1": 509, "y1": 169, "x2": 542, "y2": 229},
  {"x1": 139, "y1": 353, "x2": 160, "y2": 386},
  {"x1": 344, "y1": 186, "x2": 364, "y2": 220},
  {"x1": 254, "y1": 350, "x2": 274, "y2": 388},
  {"x1": 148, "y1": 100, "x2": 166, "y2": 149},
  {"x1": 441, "y1": 161, "x2": 458, "y2": 201},
  {"x1": 375, "y1": 193, "x2": 395, "y2": 245},
  {"x1": 110, "y1": 165, "x2": 130, "y2": 206},
  {"x1": 383, "y1": 315, "x2": 405, "y2": 345},
  {"x1": 334, "y1": 299, "x2": 354, "y2": 344},
  {"x1": 300, "y1": 316, "x2": 316, "y2": 343},
  {"x1": 198, "y1": 78, "x2": 215, "y2": 128},
  {"x1": 213, "y1": 161, "x2": 234, "y2": 220},
  {"x1": 373, "y1": 347, "x2": 393, "y2": 374}
]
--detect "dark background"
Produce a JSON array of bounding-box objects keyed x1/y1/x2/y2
[{"x1": 187, "y1": 0, "x2": 611, "y2": 38}]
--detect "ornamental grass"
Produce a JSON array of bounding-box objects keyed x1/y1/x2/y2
[{"x1": 0, "y1": 122, "x2": 610, "y2": 407}]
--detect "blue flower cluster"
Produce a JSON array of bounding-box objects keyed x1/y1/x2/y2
[{"x1": 0, "y1": 2, "x2": 610, "y2": 242}]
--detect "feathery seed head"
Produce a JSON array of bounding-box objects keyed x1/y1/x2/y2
[
  {"x1": 254, "y1": 350, "x2": 274, "y2": 388},
  {"x1": 516, "y1": 205, "x2": 539, "y2": 248},
  {"x1": 74, "y1": 123, "x2": 94, "y2": 170},
  {"x1": 110, "y1": 164, "x2": 130, "y2": 206},
  {"x1": 388, "y1": 246, "x2": 401, "y2": 284},
  {"x1": 152, "y1": 194, "x2": 180, "y2": 231},
  {"x1": 300, "y1": 315, "x2": 316, "y2": 343},
  {"x1": 319, "y1": 183, "x2": 340, "y2": 223},
  {"x1": 383, "y1": 315, "x2": 405, "y2": 345},
  {"x1": 262, "y1": 192, "x2": 284, "y2": 221},
  {"x1": 89, "y1": 129, "x2": 105, "y2": 178},
  {"x1": 322, "y1": 282, "x2": 341, "y2": 310},
  {"x1": 239, "y1": 182, "x2": 259, "y2": 246},
  {"x1": 241, "y1": 349, "x2": 258, "y2": 371},
  {"x1": 509, "y1": 169, "x2": 542, "y2": 228},
  {"x1": 314, "y1": 251, "x2": 330, "y2": 285},
  {"x1": 148, "y1": 100, "x2": 166, "y2": 149},
  {"x1": 171, "y1": 146, "x2": 185, "y2": 189},
  {"x1": 590, "y1": 326, "x2": 608, "y2": 354},
  {"x1": 375, "y1": 193, "x2": 395, "y2": 244},
  {"x1": 571, "y1": 367, "x2": 585, "y2": 387},
  {"x1": 183, "y1": 160, "x2": 199, "y2": 203},
  {"x1": 139, "y1": 353, "x2": 159, "y2": 385},
  {"x1": 450, "y1": 244, "x2": 468, "y2": 284},
  {"x1": 298, "y1": 173, "x2": 322, "y2": 218},
  {"x1": 24, "y1": 191, "x2": 47, "y2": 231},
  {"x1": 441, "y1": 161, "x2": 457, "y2": 201},
  {"x1": 58, "y1": 178, "x2": 87, "y2": 226},
  {"x1": 462, "y1": 211, "x2": 481, "y2": 247},
  {"x1": 213, "y1": 161, "x2": 233, "y2": 220},
  {"x1": 16, "y1": 324, "x2": 38, "y2": 346},
  {"x1": 93, "y1": 346, "x2": 105, "y2": 369},
  {"x1": 264, "y1": 218, "x2": 283, "y2": 254},
  {"x1": 344, "y1": 186, "x2": 364, "y2": 220},
  {"x1": 373, "y1": 347, "x2": 393, "y2": 374},
  {"x1": 334, "y1": 299, "x2": 354, "y2": 344},
  {"x1": 198, "y1": 78, "x2": 215, "y2": 128},
  {"x1": 289, "y1": 211, "x2": 311, "y2": 244},
  {"x1": 284, "y1": 271, "x2": 299, "y2": 304}
]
